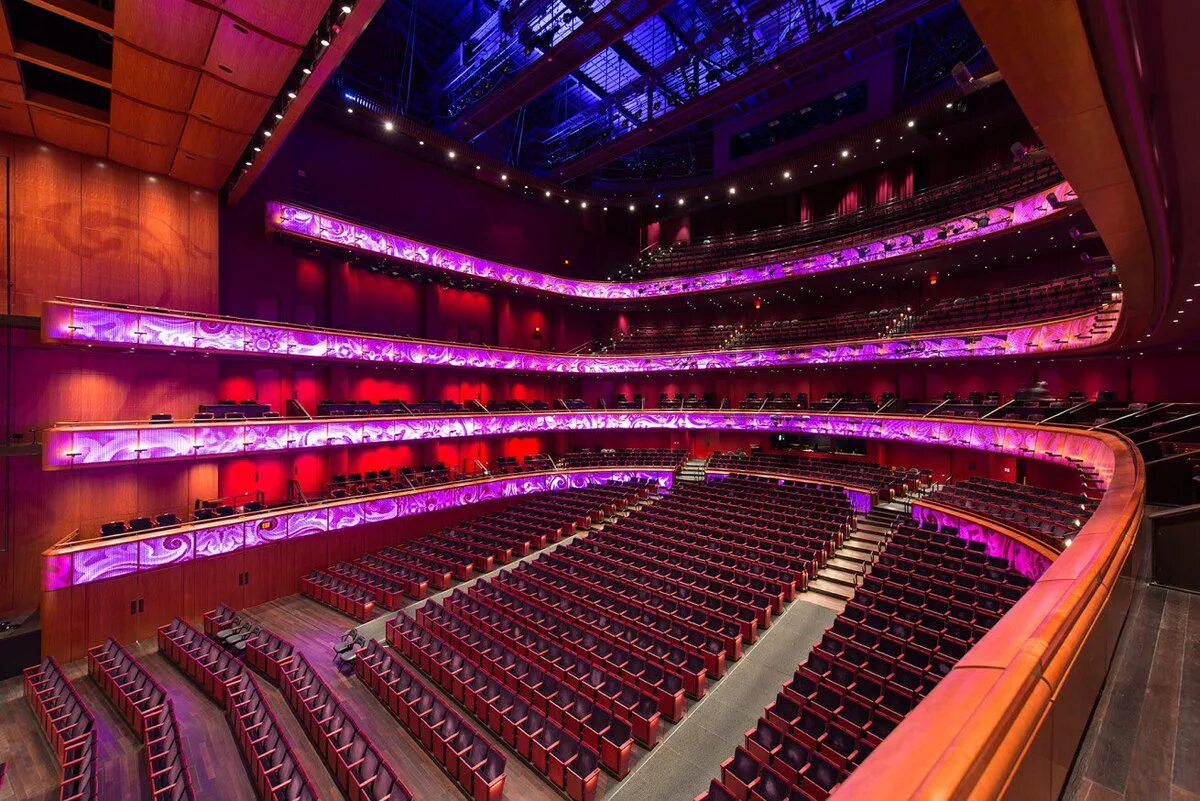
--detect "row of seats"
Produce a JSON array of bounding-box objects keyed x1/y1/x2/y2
[
  {"x1": 203, "y1": 605, "x2": 297, "y2": 685},
  {"x1": 923, "y1": 477, "x2": 1095, "y2": 546},
  {"x1": 300, "y1": 571, "x2": 377, "y2": 621},
  {"x1": 697, "y1": 519, "x2": 1037, "y2": 801},
  {"x1": 356, "y1": 639, "x2": 504, "y2": 801},
  {"x1": 596, "y1": 270, "x2": 1115, "y2": 354},
  {"x1": 87, "y1": 638, "x2": 167, "y2": 734},
  {"x1": 22, "y1": 657, "x2": 97, "y2": 801},
  {"x1": 708, "y1": 454, "x2": 926, "y2": 498},
  {"x1": 387, "y1": 613, "x2": 602, "y2": 801},
  {"x1": 304, "y1": 481, "x2": 655, "y2": 615},
  {"x1": 68, "y1": 639, "x2": 196, "y2": 800},
  {"x1": 278, "y1": 652, "x2": 416, "y2": 801},
  {"x1": 630, "y1": 159, "x2": 1063, "y2": 278},
  {"x1": 144, "y1": 702, "x2": 196, "y2": 801},
  {"x1": 558, "y1": 448, "x2": 688, "y2": 469},
  {"x1": 158, "y1": 619, "x2": 317, "y2": 801}
]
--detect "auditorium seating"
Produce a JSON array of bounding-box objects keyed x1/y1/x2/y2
[
  {"x1": 697, "y1": 517, "x2": 1038, "y2": 801},
  {"x1": 203, "y1": 606, "x2": 296, "y2": 685},
  {"x1": 923, "y1": 477, "x2": 1097, "y2": 546},
  {"x1": 300, "y1": 571, "x2": 378, "y2": 621},
  {"x1": 302, "y1": 481, "x2": 656, "y2": 618},
  {"x1": 279, "y1": 652, "x2": 416, "y2": 801},
  {"x1": 158, "y1": 619, "x2": 318, "y2": 800},
  {"x1": 558, "y1": 448, "x2": 688, "y2": 469},
  {"x1": 23, "y1": 657, "x2": 97, "y2": 801},
  {"x1": 143, "y1": 702, "x2": 196, "y2": 801},
  {"x1": 708, "y1": 453, "x2": 926, "y2": 499},
  {"x1": 629, "y1": 159, "x2": 1063, "y2": 279},
  {"x1": 356, "y1": 638, "x2": 503, "y2": 800},
  {"x1": 596, "y1": 270, "x2": 1116, "y2": 354},
  {"x1": 87, "y1": 638, "x2": 167, "y2": 734},
  {"x1": 387, "y1": 613, "x2": 602, "y2": 801}
]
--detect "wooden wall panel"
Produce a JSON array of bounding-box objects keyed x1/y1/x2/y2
[
  {"x1": 80, "y1": 158, "x2": 141, "y2": 305},
  {"x1": 9, "y1": 137, "x2": 83, "y2": 315}
]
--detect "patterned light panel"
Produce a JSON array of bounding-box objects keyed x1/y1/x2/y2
[
  {"x1": 45, "y1": 411, "x2": 1118, "y2": 490},
  {"x1": 42, "y1": 298, "x2": 1113, "y2": 375},
  {"x1": 44, "y1": 469, "x2": 674, "y2": 591},
  {"x1": 266, "y1": 181, "x2": 1074, "y2": 300}
]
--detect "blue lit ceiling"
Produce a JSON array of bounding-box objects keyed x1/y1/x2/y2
[{"x1": 329, "y1": 0, "x2": 986, "y2": 189}]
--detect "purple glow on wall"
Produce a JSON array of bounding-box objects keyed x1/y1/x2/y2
[
  {"x1": 265, "y1": 182, "x2": 1074, "y2": 300},
  {"x1": 843, "y1": 489, "x2": 874, "y2": 515},
  {"x1": 46, "y1": 470, "x2": 671, "y2": 590},
  {"x1": 45, "y1": 411, "x2": 1118, "y2": 489},
  {"x1": 911, "y1": 504, "x2": 1054, "y2": 582},
  {"x1": 42, "y1": 299, "x2": 1114, "y2": 376}
]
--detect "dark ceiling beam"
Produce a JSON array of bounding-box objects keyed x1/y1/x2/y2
[
  {"x1": 451, "y1": 0, "x2": 675, "y2": 140},
  {"x1": 553, "y1": 0, "x2": 945, "y2": 181},
  {"x1": 228, "y1": 0, "x2": 388, "y2": 204}
]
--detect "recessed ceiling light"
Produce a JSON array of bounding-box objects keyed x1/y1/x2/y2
[
  {"x1": 263, "y1": 130, "x2": 272, "y2": 137},
  {"x1": 907, "y1": 119, "x2": 916, "y2": 128},
  {"x1": 840, "y1": 149, "x2": 849, "y2": 158},
  {"x1": 782, "y1": 170, "x2": 791, "y2": 179},
  {"x1": 447, "y1": 150, "x2": 456, "y2": 159},
  {"x1": 628, "y1": 204, "x2": 636, "y2": 211},
  {"x1": 286, "y1": 91, "x2": 297, "y2": 99},
  {"x1": 500, "y1": 174, "x2": 508, "y2": 181},
  {"x1": 383, "y1": 120, "x2": 394, "y2": 132}
]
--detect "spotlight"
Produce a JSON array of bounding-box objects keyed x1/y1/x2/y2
[
  {"x1": 500, "y1": 174, "x2": 508, "y2": 181},
  {"x1": 302, "y1": 67, "x2": 311, "y2": 75},
  {"x1": 628, "y1": 204, "x2": 636, "y2": 211},
  {"x1": 447, "y1": 150, "x2": 456, "y2": 159},
  {"x1": 319, "y1": 37, "x2": 331, "y2": 47},
  {"x1": 253, "y1": 146, "x2": 261, "y2": 152},
  {"x1": 383, "y1": 120, "x2": 395, "y2": 132},
  {"x1": 840, "y1": 149, "x2": 849, "y2": 158},
  {"x1": 782, "y1": 170, "x2": 791, "y2": 179},
  {"x1": 874, "y1": 137, "x2": 881, "y2": 143},
  {"x1": 263, "y1": 130, "x2": 273, "y2": 137},
  {"x1": 728, "y1": 186, "x2": 736, "y2": 195},
  {"x1": 418, "y1": 140, "x2": 425, "y2": 146},
  {"x1": 907, "y1": 119, "x2": 916, "y2": 128},
  {"x1": 545, "y1": 190, "x2": 552, "y2": 198},
  {"x1": 286, "y1": 91, "x2": 297, "y2": 99},
  {"x1": 341, "y1": 3, "x2": 352, "y2": 12},
  {"x1": 677, "y1": 198, "x2": 685, "y2": 205},
  {"x1": 274, "y1": 113, "x2": 283, "y2": 120},
  {"x1": 580, "y1": 201, "x2": 588, "y2": 209}
]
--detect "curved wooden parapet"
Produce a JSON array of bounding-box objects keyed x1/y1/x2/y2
[{"x1": 832, "y1": 426, "x2": 1142, "y2": 801}]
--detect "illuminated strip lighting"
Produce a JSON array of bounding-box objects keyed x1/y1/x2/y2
[
  {"x1": 44, "y1": 412, "x2": 1118, "y2": 489},
  {"x1": 42, "y1": 469, "x2": 674, "y2": 590},
  {"x1": 265, "y1": 180, "x2": 1074, "y2": 300},
  {"x1": 41, "y1": 297, "x2": 1114, "y2": 376}
]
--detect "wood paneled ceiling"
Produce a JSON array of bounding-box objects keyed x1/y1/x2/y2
[{"x1": 0, "y1": 0, "x2": 336, "y2": 189}]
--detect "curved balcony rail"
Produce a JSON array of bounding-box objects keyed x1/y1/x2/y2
[
  {"x1": 630, "y1": 159, "x2": 1065, "y2": 279},
  {"x1": 265, "y1": 176, "x2": 1076, "y2": 301},
  {"x1": 39, "y1": 411, "x2": 1142, "y2": 801},
  {"x1": 42, "y1": 293, "x2": 1119, "y2": 380}
]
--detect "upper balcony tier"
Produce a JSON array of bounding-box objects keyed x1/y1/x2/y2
[
  {"x1": 266, "y1": 170, "x2": 1076, "y2": 302},
  {"x1": 630, "y1": 159, "x2": 1064, "y2": 280},
  {"x1": 42, "y1": 270, "x2": 1121, "y2": 377}
]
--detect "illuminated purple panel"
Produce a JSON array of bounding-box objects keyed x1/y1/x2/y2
[
  {"x1": 50, "y1": 469, "x2": 672, "y2": 588},
  {"x1": 244, "y1": 515, "x2": 289, "y2": 548},
  {"x1": 72, "y1": 541, "x2": 138, "y2": 586},
  {"x1": 843, "y1": 489, "x2": 873, "y2": 515},
  {"x1": 45, "y1": 412, "x2": 1118, "y2": 488},
  {"x1": 44, "y1": 553, "x2": 72, "y2": 592},
  {"x1": 912, "y1": 504, "x2": 1053, "y2": 582},
  {"x1": 43, "y1": 298, "x2": 1116, "y2": 378},
  {"x1": 193, "y1": 426, "x2": 244, "y2": 457},
  {"x1": 139, "y1": 533, "x2": 195, "y2": 569},
  {"x1": 266, "y1": 183, "x2": 1073, "y2": 300},
  {"x1": 289, "y1": 509, "x2": 330, "y2": 539},
  {"x1": 195, "y1": 522, "x2": 247, "y2": 557}
]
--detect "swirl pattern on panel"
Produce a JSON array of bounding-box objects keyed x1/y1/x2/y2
[
  {"x1": 42, "y1": 298, "x2": 1114, "y2": 376},
  {"x1": 45, "y1": 413, "x2": 1118, "y2": 493},
  {"x1": 265, "y1": 181, "x2": 1075, "y2": 300},
  {"x1": 45, "y1": 470, "x2": 674, "y2": 590}
]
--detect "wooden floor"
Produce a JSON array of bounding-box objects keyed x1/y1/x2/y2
[{"x1": 1062, "y1": 531, "x2": 1200, "y2": 801}]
